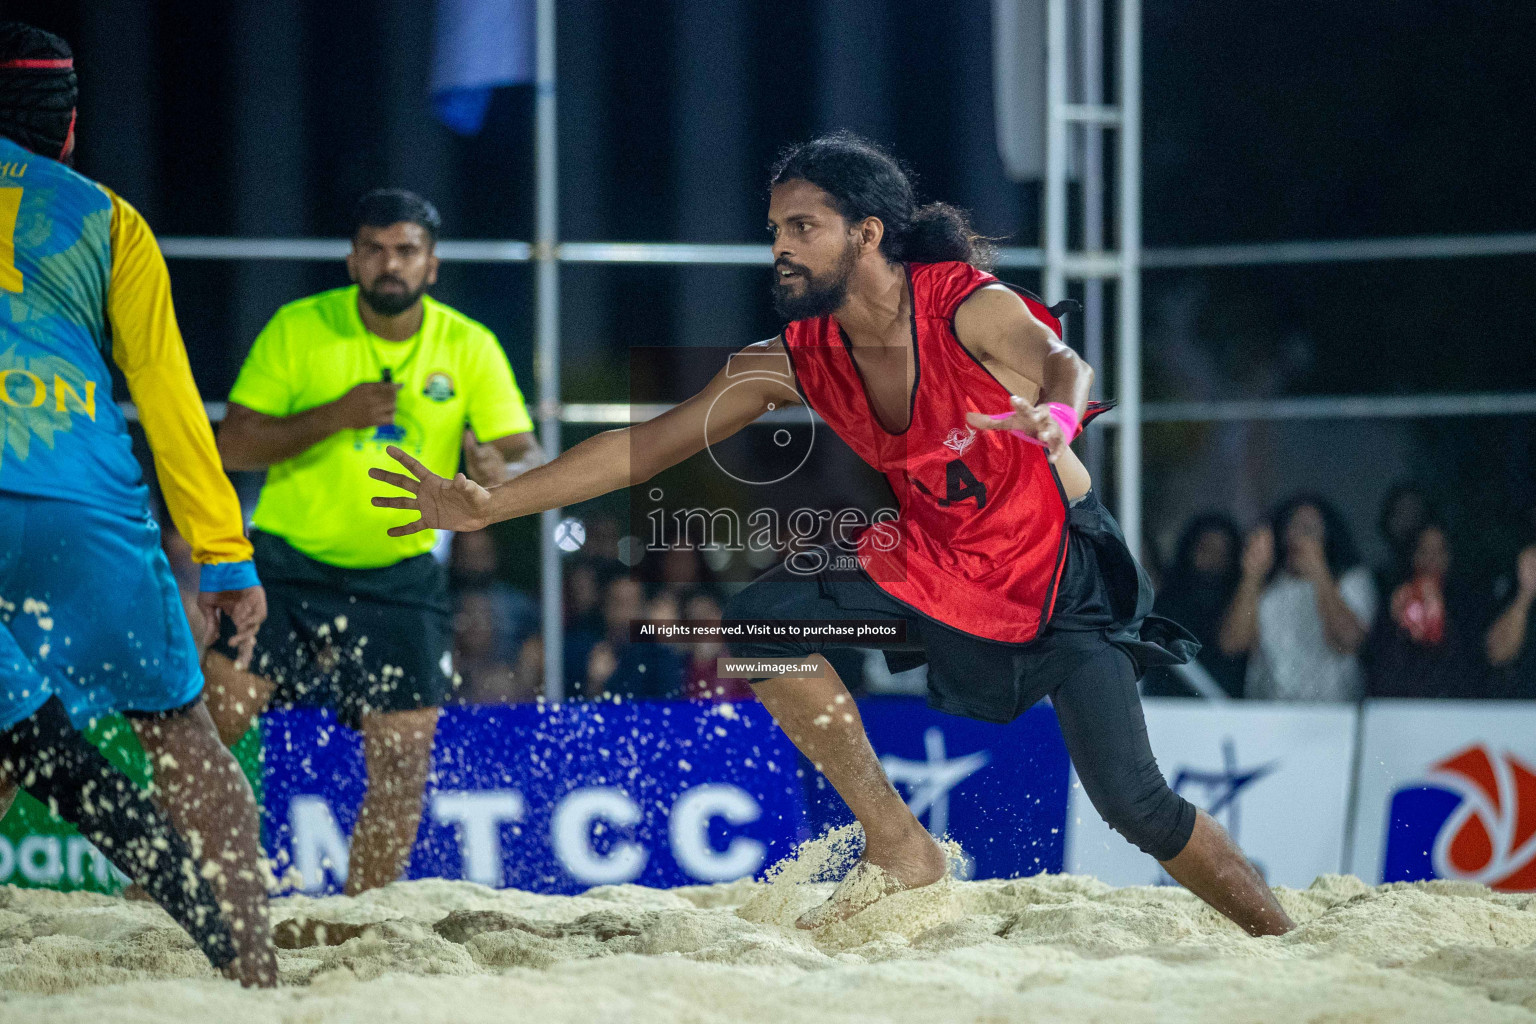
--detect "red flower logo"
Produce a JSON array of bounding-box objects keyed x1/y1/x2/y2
[{"x1": 1427, "y1": 745, "x2": 1536, "y2": 891}]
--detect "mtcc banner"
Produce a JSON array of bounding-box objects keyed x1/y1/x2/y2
[
  {"x1": 264, "y1": 698, "x2": 1076, "y2": 894},
  {"x1": 263, "y1": 702, "x2": 807, "y2": 895}
]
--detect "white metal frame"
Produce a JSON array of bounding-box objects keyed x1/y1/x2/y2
[
  {"x1": 1044, "y1": 0, "x2": 1143, "y2": 557},
  {"x1": 156, "y1": 1, "x2": 1536, "y2": 701},
  {"x1": 133, "y1": 389, "x2": 1536, "y2": 428},
  {"x1": 159, "y1": 233, "x2": 1536, "y2": 267},
  {"x1": 534, "y1": 0, "x2": 562, "y2": 702}
]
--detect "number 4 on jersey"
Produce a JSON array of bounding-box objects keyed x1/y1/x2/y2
[{"x1": 941, "y1": 459, "x2": 987, "y2": 510}]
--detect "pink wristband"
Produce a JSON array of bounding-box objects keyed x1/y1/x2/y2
[
  {"x1": 1046, "y1": 402, "x2": 1081, "y2": 441},
  {"x1": 987, "y1": 403, "x2": 1082, "y2": 448}
]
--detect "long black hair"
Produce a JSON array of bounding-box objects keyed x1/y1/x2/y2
[
  {"x1": 1269, "y1": 491, "x2": 1361, "y2": 582},
  {"x1": 769, "y1": 132, "x2": 995, "y2": 270},
  {"x1": 1154, "y1": 511, "x2": 1244, "y2": 635}
]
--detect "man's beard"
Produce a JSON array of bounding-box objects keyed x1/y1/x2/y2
[
  {"x1": 771, "y1": 243, "x2": 858, "y2": 321},
  {"x1": 359, "y1": 276, "x2": 427, "y2": 317}
]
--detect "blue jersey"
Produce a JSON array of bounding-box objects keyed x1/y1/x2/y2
[
  {"x1": 0, "y1": 135, "x2": 141, "y2": 513},
  {"x1": 0, "y1": 139, "x2": 257, "y2": 733}
]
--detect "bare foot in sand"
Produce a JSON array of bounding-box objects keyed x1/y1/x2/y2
[
  {"x1": 273, "y1": 917, "x2": 376, "y2": 949},
  {"x1": 222, "y1": 952, "x2": 280, "y2": 988},
  {"x1": 796, "y1": 827, "x2": 948, "y2": 929}
]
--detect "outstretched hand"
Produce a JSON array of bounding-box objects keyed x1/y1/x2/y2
[
  {"x1": 966, "y1": 395, "x2": 1068, "y2": 463},
  {"x1": 370, "y1": 445, "x2": 493, "y2": 535}
]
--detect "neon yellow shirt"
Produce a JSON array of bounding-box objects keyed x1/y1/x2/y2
[{"x1": 230, "y1": 286, "x2": 533, "y2": 568}]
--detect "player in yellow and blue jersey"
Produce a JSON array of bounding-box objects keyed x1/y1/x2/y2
[{"x1": 0, "y1": 23, "x2": 275, "y2": 986}]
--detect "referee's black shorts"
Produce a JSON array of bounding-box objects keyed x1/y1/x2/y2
[{"x1": 215, "y1": 530, "x2": 455, "y2": 730}]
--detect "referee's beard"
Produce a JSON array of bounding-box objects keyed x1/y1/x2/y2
[{"x1": 358, "y1": 275, "x2": 428, "y2": 318}]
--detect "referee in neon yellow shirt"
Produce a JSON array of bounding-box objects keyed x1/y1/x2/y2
[{"x1": 210, "y1": 190, "x2": 540, "y2": 894}]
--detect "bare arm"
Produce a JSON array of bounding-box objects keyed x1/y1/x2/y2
[
  {"x1": 1486, "y1": 593, "x2": 1533, "y2": 666},
  {"x1": 218, "y1": 384, "x2": 399, "y2": 471},
  {"x1": 462, "y1": 430, "x2": 545, "y2": 486},
  {"x1": 1486, "y1": 546, "x2": 1536, "y2": 665},
  {"x1": 491, "y1": 432, "x2": 539, "y2": 463},
  {"x1": 954, "y1": 285, "x2": 1094, "y2": 458},
  {"x1": 1291, "y1": 537, "x2": 1367, "y2": 655},
  {"x1": 482, "y1": 341, "x2": 792, "y2": 518},
  {"x1": 370, "y1": 339, "x2": 798, "y2": 534},
  {"x1": 1219, "y1": 527, "x2": 1273, "y2": 656},
  {"x1": 1311, "y1": 572, "x2": 1368, "y2": 655},
  {"x1": 1219, "y1": 577, "x2": 1265, "y2": 656}
]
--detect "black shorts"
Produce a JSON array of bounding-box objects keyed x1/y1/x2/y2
[
  {"x1": 723, "y1": 491, "x2": 1199, "y2": 724},
  {"x1": 215, "y1": 531, "x2": 455, "y2": 730}
]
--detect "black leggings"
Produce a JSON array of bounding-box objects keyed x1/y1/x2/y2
[
  {"x1": 0, "y1": 697, "x2": 237, "y2": 968},
  {"x1": 1052, "y1": 645, "x2": 1196, "y2": 861}
]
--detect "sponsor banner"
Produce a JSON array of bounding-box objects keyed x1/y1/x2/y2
[
  {"x1": 262, "y1": 702, "x2": 807, "y2": 895},
  {"x1": 809, "y1": 699, "x2": 1072, "y2": 879},
  {"x1": 1065, "y1": 700, "x2": 1356, "y2": 888},
  {"x1": 0, "y1": 716, "x2": 264, "y2": 892},
  {"x1": 1349, "y1": 700, "x2": 1536, "y2": 890}
]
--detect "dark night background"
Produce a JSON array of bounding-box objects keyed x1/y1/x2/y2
[{"x1": 7, "y1": 0, "x2": 1536, "y2": 573}]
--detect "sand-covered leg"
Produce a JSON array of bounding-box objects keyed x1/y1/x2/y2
[
  {"x1": 1053, "y1": 646, "x2": 1295, "y2": 937},
  {"x1": 200, "y1": 650, "x2": 276, "y2": 748},
  {"x1": 1160, "y1": 810, "x2": 1295, "y2": 936},
  {"x1": 752, "y1": 658, "x2": 946, "y2": 927},
  {"x1": 0, "y1": 697, "x2": 240, "y2": 974},
  {"x1": 347, "y1": 706, "x2": 439, "y2": 894},
  {"x1": 132, "y1": 699, "x2": 279, "y2": 987}
]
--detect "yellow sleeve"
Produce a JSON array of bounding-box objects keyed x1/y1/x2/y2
[{"x1": 106, "y1": 189, "x2": 254, "y2": 571}]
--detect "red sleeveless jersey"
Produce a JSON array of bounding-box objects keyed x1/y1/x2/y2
[{"x1": 783, "y1": 261, "x2": 1078, "y2": 644}]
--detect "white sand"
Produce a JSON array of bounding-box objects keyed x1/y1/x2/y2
[{"x1": 3, "y1": 829, "x2": 1536, "y2": 1023}]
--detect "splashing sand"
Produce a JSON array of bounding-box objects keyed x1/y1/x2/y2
[{"x1": 3, "y1": 831, "x2": 1536, "y2": 1023}]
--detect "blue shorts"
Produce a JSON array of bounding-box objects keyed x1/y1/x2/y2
[{"x1": 0, "y1": 495, "x2": 203, "y2": 731}]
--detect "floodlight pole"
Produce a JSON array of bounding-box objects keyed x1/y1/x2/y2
[{"x1": 535, "y1": 0, "x2": 564, "y2": 702}]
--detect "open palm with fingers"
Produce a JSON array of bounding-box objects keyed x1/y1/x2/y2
[
  {"x1": 370, "y1": 445, "x2": 493, "y2": 535},
  {"x1": 965, "y1": 394, "x2": 1068, "y2": 462}
]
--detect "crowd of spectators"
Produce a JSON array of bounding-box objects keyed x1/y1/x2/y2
[
  {"x1": 443, "y1": 515, "x2": 758, "y2": 706},
  {"x1": 1144, "y1": 485, "x2": 1536, "y2": 701},
  {"x1": 442, "y1": 484, "x2": 1536, "y2": 707}
]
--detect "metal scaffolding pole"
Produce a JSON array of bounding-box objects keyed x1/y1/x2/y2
[
  {"x1": 1043, "y1": 0, "x2": 1070, "y2": 305},
  {"x1": 1080, "y1": 0, "x2": 1107, "y2": 488},
  {"x1": 159, "y1": 231, "x2": 1536, "y2": 268},
  {"x1": 534, "y1": 0, "x2": 564, "y2": 702},
  {"x1": 1116, "y1": 0, "x2": 1142, "y2": 560},
  {"x1": 1046, "y1": 0, "x2": 1140, "y2": 558}
]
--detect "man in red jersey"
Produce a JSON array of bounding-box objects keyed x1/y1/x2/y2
[{"x1": 369, "y1": 134, "x2": 1294, "y2": 937}]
